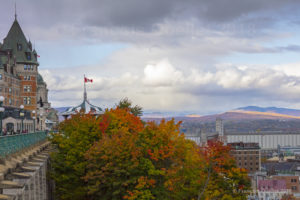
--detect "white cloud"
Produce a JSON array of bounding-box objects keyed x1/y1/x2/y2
[
  {"x1": 143, "y1": 59, "x2": 183, "y2": 86},
  {"x1": 40, "y1": 56, "x2": 300, "y2": 114}
]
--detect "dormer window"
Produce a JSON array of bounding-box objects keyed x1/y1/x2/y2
[
  {"x1": 25, "y1": 52, "x2": 31, "y2": 60},
  {"x1": 17, "y1": 43, "x2": 22, "y2": 51}
]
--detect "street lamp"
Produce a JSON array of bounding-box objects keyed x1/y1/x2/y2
[
  {"x1": 40, "y1": 113, "x2": 43, "y2": 131},
  {"x1": 32, "y1": 110, "x2": 36, "y2": 133},
  {"x1": 20, "y1": 105, "x2": 24, "y2": 133},
  {"x1": 0, "y1": 96, "x2": 5, "y2": 136}
]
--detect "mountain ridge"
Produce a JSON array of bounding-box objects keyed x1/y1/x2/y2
[{"x1": 54, "y1": 106, "x2": 300, "y2": 122}]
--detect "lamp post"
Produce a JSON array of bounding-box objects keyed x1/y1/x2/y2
[
  {"x1": 0, "y1": 96, "x2": 5, "y2": 136},
  {"x1": 20, "y1": 105, "x2": 24, "y2": 133},
  {"x1": 32, "y1": 110, "x2": 36, "y2": 133},
  {"x1": 40, "y1": 113, "x2": 43, "y2": 131}
]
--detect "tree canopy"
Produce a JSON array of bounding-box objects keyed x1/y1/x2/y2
[
  {"x1": 116, "y1": 97, "x2": 143, "y2": 117},
  {"x1": 50, "y1": 105, "x2": 250, "y2": 200}
]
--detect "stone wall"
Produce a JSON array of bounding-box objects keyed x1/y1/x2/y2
[{"x1": 0, "y1": 141, "x2": 52, "y2": 200}]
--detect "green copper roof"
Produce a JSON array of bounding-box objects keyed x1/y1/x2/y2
[
  {"x1": 1, "y1": 20, "x2": 38, "y2": 65},
  {"x1": 0, "y1": 55, "x2": 7, "y2": 69},
  {"x1": 37, "y1": 73, "x2": 45, "y2": 84}
]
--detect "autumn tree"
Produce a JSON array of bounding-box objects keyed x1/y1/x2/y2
[
  {"x1": 200, "y1": 141, "x2": 251, "y2": 200},
  {"x1": 51, "y1": 105, "x2": 250, "y2": 200},
  {"x1": 83, "y1": 110, "x2": 250, "y2": 199}
]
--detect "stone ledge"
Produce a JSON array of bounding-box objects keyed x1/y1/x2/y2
[
  {"x1": 0, "y1": 194, "x2": 13, "y2": 200},
  {"x1": 20, "y1": 167, "x2": 36, "y2": 172},
  {"x1": 25, "y1": 162, "x2": 42, "y2": 167},
  {"x1": 10, "y1": 172, "x2": 31, "y2": 179},
  {"x1": 0, "y1": 180, "x2": 24, "y2": 189}
]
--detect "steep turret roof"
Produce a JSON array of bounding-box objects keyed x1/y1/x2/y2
[{"x1": 1, "y1": 19, "x2": 38, "y2": 65}]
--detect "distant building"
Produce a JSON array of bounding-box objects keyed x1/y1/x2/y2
[
  {"x1": 262, "y1": 162, "x2": 300, "y2": 176},
  {"x1": 200, "y1": 129, "x2": 207, "y2": 146},
  {"x1": 256, "y1": 179, "x2": 290, "y2": 200},
  {"x1": 277, "y1": 145, "x2": 300, "y2": 157},
  {"x1": 216, "y1": 117, "x2": 224, "y2": 137},
  {"x1": 226, "y1": 132, "x2": 300, "y2": 150},
  {"x1": 272, "y1": 175, "x2": 300, "y2": 193},
  {"x1": 229, "y1": 142, "x2": 261, "y2": 173},
  {"x1": 186, "y1": 118, "x2": 226, "y2": 145}
]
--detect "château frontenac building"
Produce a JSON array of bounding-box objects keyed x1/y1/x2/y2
[{"x1": 0, "y1": 14, "x2": 57, "y2": 133}]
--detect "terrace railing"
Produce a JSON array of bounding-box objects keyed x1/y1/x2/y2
[{"x1": 0, "y1": 131, "x2": 47, "y2": 158}]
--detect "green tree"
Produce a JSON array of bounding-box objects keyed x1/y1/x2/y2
[
  {"x1": 50, "y1": 113, "x2": 102, "y2": 200},
  {"x1": 116, "y1": 97, "x2": 143, "y2": 116}
]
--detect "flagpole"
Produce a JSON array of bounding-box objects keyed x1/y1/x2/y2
[{"x1": 84, "y1": 74, "x2": 87, "y2": 101}]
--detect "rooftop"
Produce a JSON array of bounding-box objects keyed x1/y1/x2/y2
[
  {"x1": 258, "y1": 179, "x2": 286, "y2": 191},
  {"x1": 228, "y1": 142, "x2": 260, "y2": 150},
  {"x1": 1, "y1": 19, "x2": 38, "y2": 65}
]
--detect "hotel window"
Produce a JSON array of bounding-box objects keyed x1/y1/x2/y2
[
  {"x1": 24, "y1": 86, "x2": 31, "y2": 92},
  {"x1": 27, "y1": 97, "x2": 31, "y2": 105},
  {"x1": 17, "y1": 43, "x2": 22, "y2": 51},
  {"x1": 0, "y1": 88, "x2": 2, "y2": 92},
  {"x1": 0, "y1": 74, "x2": 2, "y2": 80},
  {"x1": 24, "y1": 75, "x2": 31, "y2": 80},
  {"x1": 9, "y1": 98, "x2": 12, "y2": 105},
  {"x1": 23, "y1": 97, "x2": 31, "y2": 105},
  {"x1": 9, "y1": 88, "x2": 12, "y2": 93}
]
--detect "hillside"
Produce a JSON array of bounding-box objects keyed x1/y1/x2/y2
[
  {"x1": 235, "y1": 106, "x2": 300, "y2": 117},
  {"x1": 143, "y1": 106, "x2": 300, "y2": 123}
]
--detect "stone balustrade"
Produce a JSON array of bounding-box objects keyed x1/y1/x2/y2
[{"x1": 0, "y1": 132, "x2": 52, "y2": 200}]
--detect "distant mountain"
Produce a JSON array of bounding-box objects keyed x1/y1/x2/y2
[
  {"x1": 55, "y1": 105, "x2": 300, "y2": 123},
  {"x1": 235, "y1": 106, "x2": 300, "y2": 117},
  {"x1": 143, "y1": 106, "x2": 300, "y2": 123},
  {"x1": 54, "y1": 107, "x2": 70, "y2": 113}
]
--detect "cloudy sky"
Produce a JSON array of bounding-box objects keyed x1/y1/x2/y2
[{"x1": 1, "y1": 0, "x2": 300, "y2": 115}]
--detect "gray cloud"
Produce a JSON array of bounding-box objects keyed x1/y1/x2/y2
[
  {"x1": 1, "y1": 1, "x2": 300, "y2": 113},
  {"x1": 1, "y1": 0, "x2": 300, "y2": 31}
]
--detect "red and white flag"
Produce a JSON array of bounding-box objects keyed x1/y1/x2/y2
[{"x1": 85, "y1": 77, "x2": 93, "y2": 83}]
